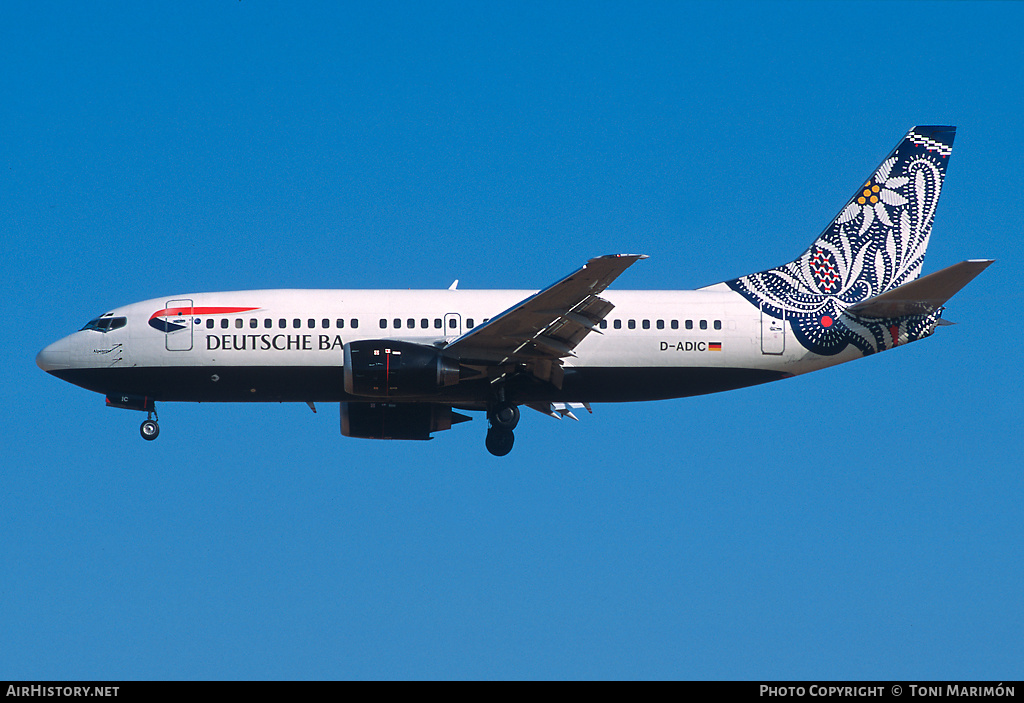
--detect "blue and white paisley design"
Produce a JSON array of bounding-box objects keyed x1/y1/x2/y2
[{"x1": 725, "y1": 126, "x2": 954, "y2": 356}]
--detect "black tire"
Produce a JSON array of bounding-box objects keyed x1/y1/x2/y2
[
  {"x1": 489, "y1": 403, "x2": 520, "y2": 431},
  {"x1": 140, "y1": 420, "x2": 160, "y2": 441},
  {"x1": 485, "y1": 428, "x2": 515, "y2": 457}
]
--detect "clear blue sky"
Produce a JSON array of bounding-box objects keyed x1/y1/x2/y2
[{"x1": 3, "y1": 1, "x2": 1021, "y2": 680}]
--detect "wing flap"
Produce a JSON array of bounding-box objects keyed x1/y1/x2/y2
[
  {"x1": 846, "y1": 259, "x2": 994, "y2": 319},
  {"x1": 527, "y1": 401, "x2": 593, "y2": 420}
]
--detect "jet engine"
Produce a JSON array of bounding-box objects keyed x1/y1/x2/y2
[{"x1": 343, "y1": 340, "x2": 461, "y2": 398}]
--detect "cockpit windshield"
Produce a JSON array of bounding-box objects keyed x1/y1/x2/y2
[{"x1": 81, "y1": 315, "x2": 127, "y2": 332}]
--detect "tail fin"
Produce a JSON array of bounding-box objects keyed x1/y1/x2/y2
[{"x1": 715, "y1": 126, "x2": 957, "y2": 355}]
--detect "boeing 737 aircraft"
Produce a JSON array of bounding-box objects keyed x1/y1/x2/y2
[{"x1": 37, "y1": 126, "x2": 991, "y2": 455}]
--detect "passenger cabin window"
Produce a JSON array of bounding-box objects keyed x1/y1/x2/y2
[
  {"x1": 279, "y1": 319, "x2": 287, "y2": 329},
  {"x1": 322, "y1": 319, "x2": 330, "y2": 329},
  {"x1": 407, "y1": 318, "x2": 415, "y2": 329},
  {"x1": 308, "y1": 319, "x2": 315, "y2": 328},
  {"x1": 700, "y1": 320, "x2": 708, "y2": 330},
  {"x1": 379, "y1": 318, "x2": 387, "y2": 329},
  {"x1": 642, "y1": 320, "x2": 650, "y2": 330},
  {"x1": 599, "y1": 320, "x2": 608, "y2": 329},
  {"x1": 250, "y1": 318, "x2": 258, "y2": 329},
  {"x1": 265, "y1": 319, "x2": 272, "y2": 329},
  {"x1": 420, "y1": 318, "x2": 428, "y2": 329},
  {"x1": 207, "y1": 319, "x2": 214, "y2": 329},
  {"x1": 236, "y1": 319, "x2": 243, "y2": 329},
  {"x1": 714, "y1": 320, "x2": 722, "y2": 330},
  {"x1": 351, "y1": 319, "x2": 359, "y2": 329},
  {"x1": 656, "y1": 320, "x2": 665, "y2": 330},
  {"x1": 685, "y1": 320, "x2": 693, "y2": 330},
  {"x1": 293, "y1": 319, "x2": 301, "y2": 329},
  {"x1": 434, "y1": 319, "x2": 442, "y2": 329},
  {"x1": 467, "y1": 319, "x2": 474, "y2": 329},
  {"x1": 628, "y1": 320, "x2": 636, "y2": 330},
  {"x1": 671, "y1": 320, "x2": 679, "y2": 330},
  {"x1": 336, "y1": 319, "x2": 345, "y2": 329},
  {"x1": 614, "y1": 320, "x2": 622, "y2": 330},
  {"x1": 221, "y1": 319, "x2": 229, "y2": 329}
]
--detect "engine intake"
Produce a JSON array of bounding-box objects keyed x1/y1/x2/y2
[{"x1": 344, "y1": 340, "x2": 461, "y2": 398}]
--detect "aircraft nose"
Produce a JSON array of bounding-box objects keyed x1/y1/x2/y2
[{"x1": 36, "y1": 341, "x2": 71, "y2": 372}]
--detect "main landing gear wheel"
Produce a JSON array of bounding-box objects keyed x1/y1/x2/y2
[
  {"x1": 490, "y1": 403, "x2": 520, "y2": 431},
  {"x1": 485, "y1": 427, "x2": 515, "y2": 457},
  {"x1": 485, "y1": 393, "x2": 519, "y2": 456},
  {"x1": 140, "y1": 419, "x2": 160, "y2": 441}
]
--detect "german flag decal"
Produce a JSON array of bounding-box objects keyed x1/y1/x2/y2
[{"x1": 709, "y1": 342, "x2": 722, "y2": 351}]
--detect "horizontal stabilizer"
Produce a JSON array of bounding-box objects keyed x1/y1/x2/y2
[{"x1": 846, "y1": 260, "x2": 994, "y2": 319}]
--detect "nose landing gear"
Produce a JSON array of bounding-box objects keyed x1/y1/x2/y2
[
  {"x1": 140, "y1": 408, "x2": 160, "y2": 441},
  {"x1": 105, "y1": 394, "x2": 162, "y2": 441}
]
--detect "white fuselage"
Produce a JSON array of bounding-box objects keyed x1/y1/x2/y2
[{"x1": 38, "y1": 287, "x2": 858, "y2": 408}]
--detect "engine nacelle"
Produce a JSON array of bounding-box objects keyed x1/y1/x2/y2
[
  {"x1": 343, "y1": 340, "x2": 461, "y2": 398},
  {"x1": 340, "y1": 402, "x2": 469, "y2": 440}
]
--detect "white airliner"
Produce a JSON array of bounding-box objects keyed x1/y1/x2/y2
[{"x1": 37, "y1": 126, "x2": 991, "y2": 455}]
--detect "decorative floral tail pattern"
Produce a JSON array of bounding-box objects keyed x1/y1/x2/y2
[{"x1": 724, "y1": 126, "x2": 955, "y2": 356}]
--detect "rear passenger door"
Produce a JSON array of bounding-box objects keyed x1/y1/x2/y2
[{"x1": 760, "y1": 303, "x2": 785, "y2": 355}]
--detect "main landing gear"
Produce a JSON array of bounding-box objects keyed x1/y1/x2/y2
[
  {"x1": 485, "y1": 401, "x2": 520, "y2": 457},
  {"x1": 140, "y1": 408, "x2": 160, "y2": 441}
]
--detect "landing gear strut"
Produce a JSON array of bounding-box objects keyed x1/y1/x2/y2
[
  {"x1": 140, "y1": 407, "x2": 160, "y2": 441},
  {"x1": 485, "y1": 396, "x2": 520, "y2": 457}
]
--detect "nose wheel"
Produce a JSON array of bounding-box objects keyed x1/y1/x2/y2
[
  {"x1": 140, "y1": 420, "x2": 160, "y2": 440},
  {"x1": 140, "y1": 408, "x2": 160, "y2": 441}
]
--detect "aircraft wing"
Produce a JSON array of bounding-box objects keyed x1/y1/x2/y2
[{"x1": 445, "y1": 254, "x2": 646, "y2": 387}]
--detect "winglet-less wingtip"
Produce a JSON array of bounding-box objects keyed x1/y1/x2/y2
[{"x1": 596, "y1": 253, "x2": 649, "y2": 260}]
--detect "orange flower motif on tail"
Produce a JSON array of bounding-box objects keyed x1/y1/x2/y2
[{"x1": 837, "y1": 156, "x2": 909, "y2": 234}]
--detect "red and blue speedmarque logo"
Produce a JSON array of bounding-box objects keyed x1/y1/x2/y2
[{"x1": 149, "y1": 306, "x2": 260, "y2": 333}]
